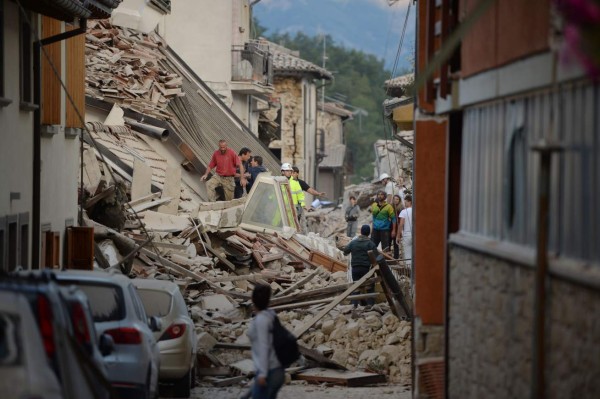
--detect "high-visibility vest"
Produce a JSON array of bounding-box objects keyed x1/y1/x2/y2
[{"x1": 289, "y1": 178, "x2": 305, "y2": 207}]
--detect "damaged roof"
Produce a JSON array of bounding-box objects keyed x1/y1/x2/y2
[
  {"x1": 259, "y1": 39, "x2": 333, "y2": 80},
  {"x1": 85, "y1": 20, "x2": 282, "y2": 178},
  {"x1": 319, "y1": 144, "x2": 346, "y2": 169},
  {"x1": 319, "y1": 102, "x2": 354, "y2": 120},
  {"x1": 20, "y1": 0, "x2": 121, "y2": 21}
]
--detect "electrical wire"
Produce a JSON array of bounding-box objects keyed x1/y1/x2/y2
[
  {"x1": 15, "y1": 1, "x2": 171, "y2": 275},
  {"x1": 380, "y1": 0, "x2": 413, "y2": 185}
]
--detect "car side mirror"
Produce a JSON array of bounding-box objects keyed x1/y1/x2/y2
[
  {"x1": 99, "y1": 333, "x2": 114, "y2": 356},
  {"x1": 148, "y1": 316, "x2": 162, "y2": 332}
]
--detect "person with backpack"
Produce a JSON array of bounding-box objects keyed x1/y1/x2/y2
[{"x1": 247, "y1": 284, "x2": 286, "y2": 399}]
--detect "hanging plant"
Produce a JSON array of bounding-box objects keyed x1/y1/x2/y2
[{"x1": 554, "y1": 0, "x2": 600, "y2": 79}]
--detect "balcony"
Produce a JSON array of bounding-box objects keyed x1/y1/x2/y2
[{"x1": 231, "y1": 42, "x2": 274, "y2": 95}]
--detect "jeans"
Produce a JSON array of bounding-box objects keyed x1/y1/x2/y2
[
  {"x1": 371, "y1": 229, "x2": 391, "y2": 251},
  {"x1": 351, "y1": 267, "x2": 375, "y2": 306},
  {"x1": 252, "y1": 367, "x2": 285, "y2": 399},
  {"x1": 346, "y1": 221, "x2": 358, "y2": 237}
]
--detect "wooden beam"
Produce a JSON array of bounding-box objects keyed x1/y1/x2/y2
[
  {"x1": 127, "y1": 192, "x2": 161, "y2": 207},
  {"x1": 196, "y1": 367, "x2": 232, "y2": 377},
  {"x1": 292, "y1": 266, "x2": 379, "y2": 339},
  {"x1": 275, "y1": 268, "x2": 321, "y2": 297},
  {"x1": 139, "y1": 247, "x2": 250, "y2": 300},
  {"x1": 270, "y1": 293, "x2": 379, "y2": 312},
  {"x1": 257, "y1": 233, "x2": 323, "y2": 270},
  {"x1": 127, "y1": 196, "x2": 172, "y2": 213},
  {"x1": 203, "y1": 241, "x2": 239, "y2": 275},
  {"x1": 295, "y1": 368, "x2": 386, "y2": 387}
]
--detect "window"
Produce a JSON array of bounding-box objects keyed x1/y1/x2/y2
[
  {"x1": 149, "y1": 0, "x2": 171, "y2": 13},
  {"x1": 19, "y1": 9, "x2": 34, "y2": 108},
  {"x1": 0, "y1": 0, "x2": 5, "y2": 101},
  {"x1": 19, "y1": 215, "x2": 28, "y2": 269},
  {"x1": 0, "y1": 217, "x2": 5, "y2": 271},
  {"x1": 60, "y1": 282, "x2": 125, "y2": 323},
  {"x1": 136, "y1": 289, "x2": 172, "y2": 318},
  {"x1": 7, "y1": 218, "x2": 17, "y2": 272}
]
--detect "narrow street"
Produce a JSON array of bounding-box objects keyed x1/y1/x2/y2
[{"x1": 183, "y1": 383, "x2": 411, "y2": 399}]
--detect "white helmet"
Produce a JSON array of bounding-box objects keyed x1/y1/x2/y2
[
  {"x1": 281, "y1": 163, "x2": 293, "y2": 171},
  {"x1": 379, "y1": 173, "x2": 390, "y2": 181}
]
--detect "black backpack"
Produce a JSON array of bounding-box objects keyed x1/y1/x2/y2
[{"x1": 271, "y1": 315, "x2": 300, "y2": 368}]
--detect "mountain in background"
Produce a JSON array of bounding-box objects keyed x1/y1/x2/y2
[{"x1": 252, "y1": 0, "x2": 415, "y2": 72}]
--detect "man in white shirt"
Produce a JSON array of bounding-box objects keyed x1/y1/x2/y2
[{"x1": 396, "y1": 194, "x2": 413, "y2": 267}]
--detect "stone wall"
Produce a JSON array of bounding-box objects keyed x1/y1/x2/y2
[
  {"x1": 448, "y1": 246, "x2": 600, "y2": 398},
  {"x1": 274, "y1": 77, "x2": 304, "y2": 169}
]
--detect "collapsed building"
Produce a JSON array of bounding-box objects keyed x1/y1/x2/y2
[{"x1": 79, "y1": 19, "x2": 414, "y2": 389}]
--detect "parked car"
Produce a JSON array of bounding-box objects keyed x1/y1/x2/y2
[
  {"x1": 0, "y1": 290, "x2": 63, "y2": 399},
  {"x1": 132, "y1": 278, "x2": 197, "y2": 398},
  {"x1": 0, "y1": 271, "x2": 111, "y2": 399},
  {"x1": 54, "y1": 270, "x2": 161, "y2": 399}
]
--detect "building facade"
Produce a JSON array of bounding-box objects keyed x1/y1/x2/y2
[
  {"x1": 0, "y1": 0, "x2": 119, "y2": 271},
  {"x1": 414, "y1": 0, "x2": 600, "y2": 397}
]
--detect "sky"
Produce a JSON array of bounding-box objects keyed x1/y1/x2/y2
[{"x1": 253, "y1": 0, "x2": 415, "y2": 73}]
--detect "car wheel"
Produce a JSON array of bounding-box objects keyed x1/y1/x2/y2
[
  {"x1": 173, "y1": 369, "x2": 192, "y2": 398},
  {"x1": 190, "y1": 365, "x2": 196, "y2": 388}
]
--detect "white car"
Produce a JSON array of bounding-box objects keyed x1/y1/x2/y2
[
  {"x1": 0, "y1": 291, "x2": 63, "y2": 399},
  {"x1": 132, "y1": 279, "x2": 197, "y2": 398},
  {"x1": 55, "y1": 270, "x2": 161, "y2": 399}
]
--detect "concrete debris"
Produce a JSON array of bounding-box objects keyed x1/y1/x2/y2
[{"x1": 82, "y1": 152, "x2": 412, "y2": 389}]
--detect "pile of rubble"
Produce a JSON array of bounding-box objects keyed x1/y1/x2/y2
[{"x1": 81, "y1": 138, "x2": 412, "y2": 387}]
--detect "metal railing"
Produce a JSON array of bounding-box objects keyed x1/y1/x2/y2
[{"x1": 231, "y1": 41, "x2": 273, "y2": 86}]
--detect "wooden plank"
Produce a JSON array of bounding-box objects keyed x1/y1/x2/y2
[
  {"x1": 268, "y1": 282, "x2": 361, "y2": 307},
  {"x1": 292, "y1": 266, "x2": 379, "y2": 339},
  {"x1": 131, "y1": 158, "x2": 152, "y2": 200},
  {"x1": 275, "y1": 268, "x2": 321, "y2": 297},
  {"x1": 309, "y1": 250, "x2": 347, "y2": 273},
  {"x1": 42, "y1": 16, "x2": 61, "y2": 125},
  {"x1": 270, "y1": 293, "x2": 379, "y2": 312},
  {"x1": 139, "y1": 247, "x2": 250, "y2": 300},
  {"x1": 84, "y1": 185, "x2": 115, "y2": 209},
  {"x1": 82, "y1": 148, "x2": 103, "y2": 193},
  {"x1": 209, "y1": 375, "x2": 249, "y2": 387},
  {"x1": 127, "y1": 191, "x2": 161, "y2": 207},
  {"x1": 214, "y1": 343, "x2": 346, "y2": 371},
  {"x1": 196, "y1": 367, "x2": 232, "y2": 377},
  {"x1": 295, "y1": 368, "x2": 386, "y2": 387},
  {"x1": 260, "y1": 252, "x2": 284, "y2": 262},
  {"x1": 127, "y1": 196, "x2": 172, "y2": 213},
  {"x1": 257, "y1": 233, "x2": 322, "y2": 270},
  {"x1": 204, "y1": 241, "x2": 239, "y2": 275},
  {"x1": 157, "y1": 165, "x2": 181, "y2": 214}
]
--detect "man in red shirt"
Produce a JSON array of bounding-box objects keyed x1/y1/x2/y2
[{"x1": 200, "y1": 140, "x2": 246, "y2": 201}]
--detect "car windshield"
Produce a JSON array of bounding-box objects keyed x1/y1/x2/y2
[
  {"x1": 0, "y1": 314, "x2": 21, "y2": 366},
  {"x1": 59, "y1": 282, "x2": 125, "y2": 322},
  {"x1": 136, "y1": 289, "x2": 172, "y2": 317}
]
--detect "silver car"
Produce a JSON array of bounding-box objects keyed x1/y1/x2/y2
[
  {"x1": 55, "y1": 270, "x2": 161, "y2": 399},
  {"x1": 0, "y1": 291, "x2": 63, "y2": 399},
  {"x1": 132, "y1": 279, "x2": 197, "y2": 398}
]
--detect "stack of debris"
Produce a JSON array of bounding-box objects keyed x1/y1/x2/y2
[{"x1": 85, "y1": 19, "x2": 184, "y2": 119}]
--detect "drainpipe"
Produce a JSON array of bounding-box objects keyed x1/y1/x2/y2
[
  {"x1": 530, "y1": 139, "x2": 562, "y2": 399},
  {"x1": 32, "y1": 18, "x2": 87, "y2": 268},
  {"x1": 291, "y1": 122, "x2": 298, "y2": 166}
]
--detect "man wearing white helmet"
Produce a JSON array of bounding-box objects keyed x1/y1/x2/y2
[
  {"x1": 379, "y1": 173, "x2": 395, "y2": 203},
  {"x1": 280, "y1": 163, "x2": 304, "y2": 230}
]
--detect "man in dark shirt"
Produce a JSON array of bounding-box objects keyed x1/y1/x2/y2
[
  {"x1": 291, "y1": 166, "x2": 325, "y2": 198},
  {"x1": 343, "y1": 224, "x2": 378, "y2": 307},
  {"x1": 246, "y1": 155, "x2": 267, "y2": 192},
  {"x1": 234, "y1": 147, "x2": 252, "y2": 199}
]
